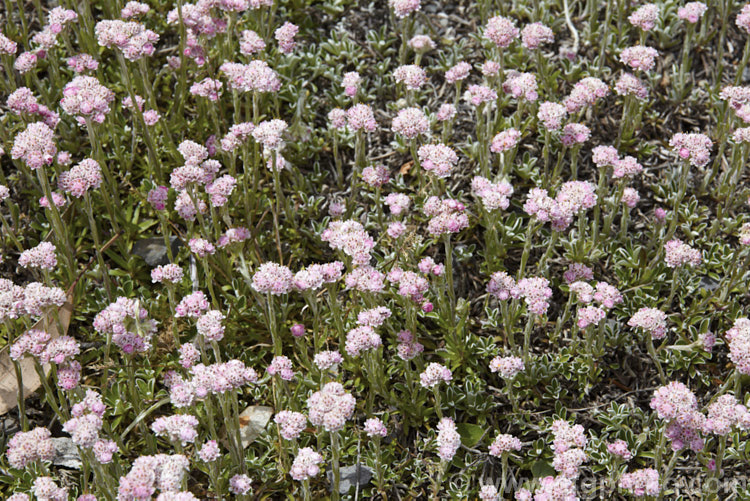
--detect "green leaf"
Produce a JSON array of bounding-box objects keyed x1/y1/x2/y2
[
  {"x1": 455, "y1": 423, "x2": 484, "y2": 447},
  {"x1": 531, "y1": 460, "x2": 556, "y2": 478}
]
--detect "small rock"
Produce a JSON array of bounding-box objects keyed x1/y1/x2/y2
[
  {"x1": 2, "y1": 416, "x2": 20, "y2": 436},
  {"x1": 743, "y1": 66, "x2": 750, "y2": 83},
  {"x1": 699, "y1": 276, "x2": 721, "y2": 292},
  {"x1": 52, "y1": 437, "x2": 81, "y2": 469},
  {"x1": 238, "y1": 405, "x2": 273, "y2": 447},
  {"x1": 328, "y1": 464, "x2": 374, "y2": 494},
  {"x1": 132, "y1": 236, "x2": 181, "y2": 267}
]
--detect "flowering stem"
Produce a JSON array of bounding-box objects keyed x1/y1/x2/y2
[
  {"x1": 84, "y1": 192, "x2": 114, "y2": 301},
  {"x1": 271, "y1": 151, "x2": 285, "y2": 264},
  {"x1": 35, "y1": 169, "x2": 75, "y2": 279},
  {"x1": 665, "y1": 162, "x2": 691, "y2": 242},
  {"x1": 432, "y1": 387, "x2": 443, "y2": 419},
  {"x1": 647, "y1": 335, "x2": 666, "y2": 385},
  {"x1": 677, "y1": 24, "x2": 694, "y2": 95},
  {"x1": 619, "y1": 206, "x2": 630, "y2": 240},
  {"x1": 736, "y1": 37, "x2": 750, "y2": 86},
  {"x1": 116, "y1": 54, "x2": 162, "y2": 182},
  {"x1": 302, "y1": 479, "x2": 312, "y2": 501},
  {"x1": 265, "y1": 293, "x2": 282, "y2": 356},
  {"x1": 330, "y1": 431, "x2": 341, "y2": 501},
  {"x1": 517, "y1": 221, "x2": 538, "y2": 280},
  {"x1": 591, "y1": 166, "x2": 608, "y2": 245},
  {"x1": 333, "y1": 133, "x2": 344, "y2": 189},
  {"x1": 657, "y1": 449, "x2": 680, "y2": 501},
  {"x1": 443, "y1": 236, "x2": 459, "y2": 349},
  {"x1": 539, "y1": 231, "x2": 558, "y2": 269},
  {"x1": 12, "y1": 358, "x2": 28, "y2": 431},
  {"x1": 500, "y1": 454, "x2": 509, "y2": 496},
  {"x1": 603, "y1": 183, "x2": 625, "y2": 236},
  {"x1": 522, "y1": 314, "x2": 535, "y2": 364},
  {"x1": 597, "y1": 1, "x2": 613, "y2": 74}
]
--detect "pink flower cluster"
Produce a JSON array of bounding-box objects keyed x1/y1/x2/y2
[
  {"x1": 663, "y1": 239, "x2": 701, "y2": 268},
  {"x1": 726, "y1": 318, "x2": 750, "y2": 375},
  {"x1": 563, "y1": 77, "x2": 609, "y2": 113},
  {"x1": 472, "y1": 176, "x2": 514, "y2": 211},
  {"x1": 521, "y1": 22, "x2": 554, "y2": 49},
  {"x1": 503, "y1": 71, "x2": 538, "y2": 101},
  {"x1": 219, "y1": 60, "x2": 281, "y2": 93},
  {"x1": 240, "y1": 29, "x2": 266, "y2": 55},
  {"x1": 321, "y1": 220, "x2": 375, "y2": 265},
  {"x1": 444, "y1": 61, "x2": 471, "y2": 84},
  {"x1": 60, "y1": 76, "x2": 115, "y2": 123},
  {"x1": 561, "y1": 123, "x2": 590, "y2": 147},
  {"x1": 221, "y1": 122, "x2": 255, "y2": 151},
  {"x1": 151, "y1": 264, "x2": 183, "y2": 284},
  {"x1": 537, "y1": 101, "x2": 568, "y2": 131},
  {"x1": 389, "y1": 0, "x2": 420, "y2": 18},
  {"x1": 95, "y1": 20, "x2": 159, "y2": 60},
  {"x1": 394, "y1": 64, "x2": 427, "y2": 90},
  {"x1": 275, "y1": 22, "x2": 299, "y2": 53},
  {"x1": 524, "y1": 181, "x2": 597, "y2": 231},
  {"x1": 290, "y1": 447, "x2": 323, "y2": 480},
  {"x1": 465, "y1": 84, "x2": 498, "y2": 106},
  {"x1": 11, "y1": 122, "x2": 57, "y2": 169},
  {"x1": 307, "y1": 382, "x2": 356, "y2": 432},
  {"x1": 5, "y1": 427, "x2": 55, "y2": 469},
  {"x1": 267, "y1": 355, "x2": 295, "y2": 380},
  {"x1": 738, "y1": 4, "x2": 750, "y2": 33},
  {"x1": 490, "y1": 128, "x2": 521, "y2": 153},
  {"x1": 396, "y1": 329, "x2": 424, "y2": 360},
  {"x1": 293, "y1": 262, "x2": 344, "y2": 291},
  {"x1": 620, "y1": 45, "x2": 659, "y2": 71},
  {"x1": 19, "y1": 242, "x2": 57, "y2": 270},
  {"x1": 550, "y1": 420, "x2": 588, "y2": 478},
  {"x1": 436, "y1": 417, "x2": 461, "y2": 460},
  {"x1": 151, "y1": 414, "x2": 200, "y2": 445},
  {"x1": 420, "y1": 362, "x2": 452, "y2": 388},
  {"x1": 274, "y1": 410, "x2": 307, "y2": 440},
  {"x1": 196, "y1": 310, "x2": 225, "y2": 341},
  {"x1": 703, "y1": 394, "x2": 750, "y2": 435},
  {"x1": 485, "y1": 16, "x2": 519, "y2": 48},
  {"x1": 679, "y1": 2, "x2": 707, "y2": 23},
  {"x1": 628, "y1": 307, "x2": 668, "y2": 339},
  {"x1": 252, "y1": 262, "x2": 294, "y2": 295},
  {"x1": 94, "y1": 297, "x2": 156, "y2": 353},
  {"x1": 392, "y1": 107, "x2": 429, "y2": 138},
  {"x1": 345, "y1": 325, "x2": 382, "y2": 357},
  {"x1": 629, "y1": 3, "x2": 659, "y2": 31},
  {"x1": 615, "y1": 73, "x2": 649, "y2": 99},
  {"x1": 59, "y1": 159, "x2": 102, "y2": 197},
  {"x1": 314, "y1": 350, "x2": 344, "y2": 370},
  {"x1": 7, "y1": 87, "x2": 59, "y2": 128},
  {"x1": 489, "y1": 355, "x2": 524, "y2": 378},
  {"x1": 175, "y1": 291, "x2": 210, "y2": 318},
  {"x1": 607, "y1": 439, "x2": 632, "y2": 460},
  {"x1": 619, "y1": 468, "x2": 660, "y2": 497},
  {"x1": 117, "y1": 454, "x2": 190, "y2": 500},
  {"x1": 650, "y1": 381, "x2": 705, "y2": 450},
  {"x1": 364, "y1": 418, "x2": 388, "y2": 437},
  {"x1": 423, "y1": 197, "x2": 469, "y2": 236},
  {"x1": 489, "y1": 433, "x2": 522, "y2": 456},
  {"x1": 669, "y1": 132, "x2": 712, "y2": 167},
  {"x1": 346, "y1": 104, "x2": 377, "y2": 132},
  {"x1": 362, "y1": 165, "x2": 390, "y2": 187},
  {"x1": 418, "y1": 143, "x2": 458, "y2": 178}
]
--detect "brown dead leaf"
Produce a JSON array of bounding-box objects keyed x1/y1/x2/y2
[
  {"x1": 400, "y1": 160, "x2": 414, "y2": 176},
  {"x1": 0, "y1": 293, "x2": 74, "y2": 415}
]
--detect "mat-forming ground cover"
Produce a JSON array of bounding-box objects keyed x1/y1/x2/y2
[{"x1": 2, "y1": 0, "x2": 750, "y2": 499}]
